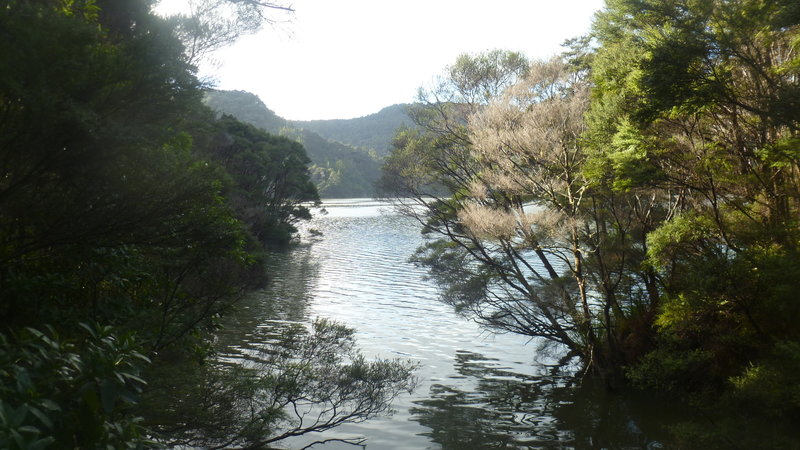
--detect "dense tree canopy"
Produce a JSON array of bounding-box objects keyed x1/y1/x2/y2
[
  {"x1": 590, "y1": 0, "x2": 800, "y2": 443},
  {"x1": 0, "y1": 1, "x2": 412, "y2": 447},
  {"x1": 207, "y1": 115, "x2": 319, "y2": 246},
  {"x1": 382, "y1": 52, "x2": 662, "y2": 382},
  {"x1": 383, "y1": 1, "x2": 800, "y2": 444}
]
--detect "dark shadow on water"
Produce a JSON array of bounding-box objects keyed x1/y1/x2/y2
[
  {"x1": 214, "y1": 245, "x2": 321, "y2": 353},
  {"x1": 410, "y1": 350, "x2": 691, "y2": 449}
]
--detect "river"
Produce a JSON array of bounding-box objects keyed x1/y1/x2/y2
[{"x1": 215, "y1": 199, "x2": 688, "y2": 449}]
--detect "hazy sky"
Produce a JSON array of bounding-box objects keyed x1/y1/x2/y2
[{"x1": 159, "y1": 0, "x2": 605, "y2": 121}]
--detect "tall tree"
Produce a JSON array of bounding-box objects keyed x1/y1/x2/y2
[
  {"x1": 1, "y1": 2, "x2": 414, "y2": 447},
  {"x1": 589, "y1": 0, "x2": 800, "y2": 442},
  {"x1": 382, "y1": 52, "x2": 664, "y2": 381},
  {"x1": 165, "y1": 0, "x2": 295, "y2": 64},
  {"x1": 0, "y1": 1, "x2": 252, "y2": 446}
]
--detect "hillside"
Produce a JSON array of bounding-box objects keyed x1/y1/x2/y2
[
  {"x1": 204, "y1": 90, "x2": 383, "y2": 198},
  {"x1": 292, "y1": 104, "x2": 412, "y2": 156},
  {"x1": 204, "y1": 90, "x2": 287, "y2": 132}
]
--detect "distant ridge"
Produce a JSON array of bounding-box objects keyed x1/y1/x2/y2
[
  {"x1": 204, "y1": 90, "x2": 287, "y2": 134},
  {"x1": 204, "y1": 90, "x2": 412, "y2": 198},
  {"x1": 292, "y1": 104, "x2": 412, "y2": 156}
]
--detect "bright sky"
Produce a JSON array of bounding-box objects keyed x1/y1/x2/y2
[{"x1": 158, "y1": 0, "x2": 606, "y2": 121}]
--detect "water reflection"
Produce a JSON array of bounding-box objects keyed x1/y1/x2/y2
[
  {"x1": 214, "y1": 245, "x2": 320, "y2": 356},
  {"x1": 411, "y1": 350, "x2": 687, "y2": 449},
  {"x1": 216, "y1": 199, "x2": 694, "y2": 449}
]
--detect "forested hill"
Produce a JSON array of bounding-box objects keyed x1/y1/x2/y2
[
  {"x1": 204, "y1": 90, "x2": 388, "y2": 198},
  {"x1": 292, "y1": 104, "x2": 412, "y2": 157},
  {"x1": 204, "y1": 89, "x2": 288, "y2": 132}
]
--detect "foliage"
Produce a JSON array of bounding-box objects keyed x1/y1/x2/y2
[
  {"x1": 207, "y1": 115, "x2": 320, "y2": 247},
  {"x1": 384, "y1": 3, "x2": 800, "y2": 442},
  {"x1": 142, "y1": 319, "x2": 417, "y2": 448},
  {"x1": 590, "y1": 0, "x2": 800, "y2": 373},
  {"x1": 382, "y1": 52, "x2": 664, "y2": 383},
  {"x1": 0, "y1": 0, "x2": 258, "y2": 346},
  {"x1": 282, "y1": 127, "x2": 383, "y2": 198},
  {"x1": 582, "y1": 0, "x2": 800, "y2": 443},
  {"x1": 0, "y1": 0, "x2": 405, "y2": 448},
  {"x1": 0, "y1": 324, "x2": 151, "y2": 449},
  {"x1": 0, "y1": 1, "x2": 248, "y2": 444}
]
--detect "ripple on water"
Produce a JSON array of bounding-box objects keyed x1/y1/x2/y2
[{"x1": 219, "y1": 200, "x2": 683, "y2": 449}]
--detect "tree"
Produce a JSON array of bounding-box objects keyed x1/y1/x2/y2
[
  {"x1": 590, "y1": 0, "x2": 800, "y2": 367},
  {"x1": 0, "y1": 1, "x2": 322, "y2": 447},
  {"x1": 588, "y1": 0, "x2": 800, "y2": 443},
  {"x1": 141, "y1": 319, "x2": 417, "y2": 449},
  {"x1": 164, "y1": 0, "x2": 295, "y2": 64},
  {"x1": 208, "y1": 115, "x2": 320, "y2": 247},
  {"x1": 382, "y1": 52, "x2": 664, "y2": 382},
  {"x1": 2, "y1": 1, "x2": 415, "y2": 447}
]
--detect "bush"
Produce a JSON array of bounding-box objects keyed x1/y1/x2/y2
[{"x1": 0, "y1": 324, "x2": 152, "y2": 449}]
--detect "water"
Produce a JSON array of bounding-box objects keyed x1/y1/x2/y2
[{"x1": 216, "y1": 199, "x2": 688, "y2": 449}]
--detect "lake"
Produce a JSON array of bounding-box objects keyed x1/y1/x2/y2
[{"x1": 215, "y1": 199, "x2": 688, "y2": 449}]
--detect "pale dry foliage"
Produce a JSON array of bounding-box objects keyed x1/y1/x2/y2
[
  {"x1": 468, "y1": 58, "x2": 590, "y2": 205},
  {"x1": 458, "y1": 202, "x2": 518, "y2": 240},
  {"x1": 521, "y1": 207, "x2": 571, "y2": 246},
  {"x1": 458, "y1": 58, "x2": 593, "y2": 256},
  {"x1": 391, "y1": 54, "x2": 603, "y2": 357},
  {"x1": 458, "y1": 202, "x2": 570, "y2": 245}
]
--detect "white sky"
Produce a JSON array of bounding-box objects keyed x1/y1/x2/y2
[{"x1": 158, "y1": 0, "x2": 605, "y2": 121}]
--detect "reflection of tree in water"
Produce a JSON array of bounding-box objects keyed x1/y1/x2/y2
[
  {"x1": 214, "y1": 244, "x2": 321, "y2": 354},
  {"x1": 411, "y1": 351, "x2": 690, "y2": 449}
]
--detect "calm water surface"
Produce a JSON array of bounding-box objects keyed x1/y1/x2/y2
[{"x1": 216, "y1": 199, "x2": 688, "y2": 449}]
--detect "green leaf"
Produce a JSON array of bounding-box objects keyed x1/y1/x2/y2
[
  {"x1": 100, "y1": 380, "x2": 117, "y2": 413},
  {"x1": 39, "y1": 399, "x2": 60, "y2": 412},
  {"x1": 28, "y1": 437, "x2": 56, "y2": 450},
  {"x1": 10, "y1": 405, "x2": 28, "y2": 428},
  {"x1": 77, "y1": 322, "x2": 96, "y2": 337},
  {"x1": 120, "y1": 372, "x2": 146, "y2": 386},
  {"x1": 10, "y1": 429, "x2": 25, "y2": 448},
  {"x1": 117, "y1": 389, "x2": 138, "y2": 405},
  {"x1": 82, "y1": 388, "x2": 100, "y2": 414},
  {"x1": 15, "y1": 369, "x2": 33, "y2": 393},
  {"x1": 17, "y1": 425, "x2": 40, "y2": 434},
  {"x1": 26, "y1": 406, "x2": 53, "y2": 429}
]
